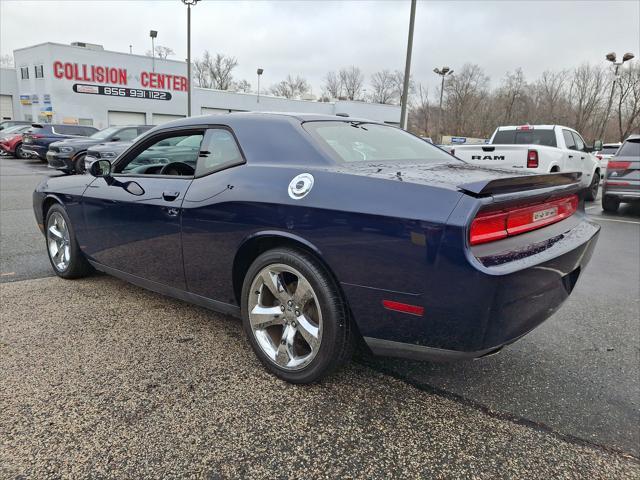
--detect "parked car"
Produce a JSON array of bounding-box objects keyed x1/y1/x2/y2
[
  {"x1": 0, "y1": 125, "x2": 31, "y2": 156},
  {"x1": 33, "y1": 113, "x2": 600, "y2": 383},
  {"x1": 0, "y1": 120, "x2": 31, "y2": 132},
  {"x1": 47, "y1": 125, "x2": 153, "y2": 174},
  {"x1": 595, "y1": 142, "x2": 621, "y2": 178},
  {"x1": 453, "y1": 125, "x2": 602, "y2": 201},
  {"x1": 601, "y1": 135, "x2": 639, "y2": 212},
  {"x1": 21, "y1": 124, "x2": 98, "y2": 161}
]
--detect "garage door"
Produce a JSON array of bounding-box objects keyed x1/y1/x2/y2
[
  {"x1": 108, "y1": 111, "x2": 146, "y2": 126},
  {"x1": 152, "y1": 113, "x2": 185, "y2": 125},
  {"x1": 0, "y1": 95, "x2": 14, "y2": 120}
]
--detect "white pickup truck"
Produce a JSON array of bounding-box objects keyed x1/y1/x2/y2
[{"x1": 453, "y1": 125, "x2": 601, "y2": 200}]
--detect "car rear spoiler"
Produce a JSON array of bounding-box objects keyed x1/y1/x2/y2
[{"x1": 458, "y1": 172, "x2": 582, "y2": 198}]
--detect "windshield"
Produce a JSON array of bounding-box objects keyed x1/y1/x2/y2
[
  {"x1": 617, "y1": 139, "x2": 640, "y2": 157},
  {"x1": 1, "y1": 125, "x2": 27, "y2": 135},
  {"x1": 90, "y1": 127, "x2": 121, "y2": 140},
  {"x1": 303, "y1": 121, "x2": 454, "y2": 164},
  {"x1": 492, "y1": 129, "x2": 557, "y2": 147},
  {"x1": 600, "y1": 146, "x2": 619, "y2": 155}
]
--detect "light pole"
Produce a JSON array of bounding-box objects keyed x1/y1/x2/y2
[
  {"x1": 434, "y1": 66, "x2": 453, "y2": 144},
  {"x1": 399, "y1": 0, "x2": 417, "y2": 130},
  {"x1": 598, "y1": 51, "x2": 635, "y2": 140},
  {"x1": 149, "y1": 30, "x2": 158, "y2": 73},
  {"x1": 181, "y1": 0, "x2": 200, "y2": 117},
  {"x1": 257, "y1": 68, "x2": 264, "y2": 104}
]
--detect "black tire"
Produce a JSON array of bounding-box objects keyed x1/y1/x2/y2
[
  {"x1": 14, "y1": 143, "x2": 25, "y2": 159},
  {"x1": 44, "y1": 204, "x2": 93, "y2": 279},
  {"x1": 602, "y1": 195, "x2": 620, "y2": 213},
  {"x1": 585, "y1": 171, "x2": 599, "y2": 201},
  {"x1": 241, "y1": 248, "x2": 355, "y2": 383},
  {"x1": 74, "y1": 153, "x2": 86, "y2": 174}
]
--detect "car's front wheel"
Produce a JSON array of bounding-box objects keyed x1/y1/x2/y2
[
  {"x1": 585, "y1": 172, "x2": 599, "y2": 201},
  {"x1": 241, "y1": 248, "x2": 355, "y2": 383},
  {"x1": 45, "y1": 204, "x2": 93, "y2": 279},
  {"x1": 74, "y1": 153, "x2": 86, "y2": 174},
  {"x1": 14, "y1": 143, "x2": 25, "y2": 159}
]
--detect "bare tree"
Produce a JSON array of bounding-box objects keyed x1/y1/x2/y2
[
  {"x1": 207, "y1": 52, "x2": 238, "y2": 90},
  {"x1": 616, "y1": 64, "x2": 640, "y2": 140},
  {"x1": 444, "y1": 63, "x2": 490, "y2": 137},
  {"x1": 192, "y1": 51, "x2": 212, "y2": 88},
  {"x1": 323, "y1": 71, "x2": 342, "y2": 99},
  {"x1": 0, "y1": 54, "x2": 13, "y2": 68},
  {"x1": 369, "y1": 70, "x2": 396, "y2": 104},
  {"x1": 496, "y1": 68, "x2": 528, "y2": 124},
  {"x1": 232, "y1": 79, "x2": 252, "y2": 93},
  {"x1": 270, "y1": 75, "x2": 310, "y2": 99},
  {"x1": 409, "y1": 83, "x2": 431, "y2": 136},
  {"x1": 391, "y1": 70, "x2": 415, "y2": 105},
  {"x1": 568, "y1": 63, "x2": 606, "y2": 134},
  {"x1": 339, "y1": 66, "x2": 364, "y2": 101},
  {"x1": 145, "y1": 46, "x2": 175, "y2": 59},
  {"x1": 532, "y1": 70, "x2": 568, "y2": 124}
]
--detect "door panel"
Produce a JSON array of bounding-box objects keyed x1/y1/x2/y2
[{"x1": 82, "y1": 176, "x2": 192, "y2": 289}]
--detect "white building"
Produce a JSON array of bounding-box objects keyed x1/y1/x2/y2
[{"x1": 0, "y1": 42, "x2": 401, "y2": 128}]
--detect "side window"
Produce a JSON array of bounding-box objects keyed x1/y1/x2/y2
[
  {"x1": 116, "y1": 128, "x2": 138, "y2": 141},
  {"x1": 571, "y1": 132, "x2": 585, "y2": 151},
  {"x1": 196, "y1": 129, "x2": 244, "y2": 176},
  {"x1": 117, "y1": 133, "x2": 204, "y2": 176},
  {"x1": 562, "y1": 130, "x2": 576, "y2": 150},
  {"x1": 20, "y1": 67, "x2": 29, "y2": 79}
]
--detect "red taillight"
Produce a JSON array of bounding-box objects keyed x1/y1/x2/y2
[
  {"x1": 517, "y1": 125, "x2": 533, "y2": 131},
  {"x1": 527, "y1": 149, "x2": 539, "y2": 168},
  {"x1": 607, "y1": 161, "x2": 631, "y2": 170},
  {"x1": 28, "y1": 134, "x2": 44, "y2": 139},
  {"x1": 470, "y1": 194, "x2": 579, "y2": 246},
  {"x1": 596, "y1": 155, "x2": 603, "y2": 161},
  {"x1": 605, "y1": 181, "x2": 630, "y2": 186},
  {"x1": 382, "y1": 300, "x2": 425, "y2": 317}
]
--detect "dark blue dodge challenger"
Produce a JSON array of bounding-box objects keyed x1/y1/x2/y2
[{"x1": 34, "y1": 113, "x2": 600, "y2": 383}]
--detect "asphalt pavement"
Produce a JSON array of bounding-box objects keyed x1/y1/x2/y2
[{"x1": 1, "y1": 153, "x2": 639, "y2": 477}]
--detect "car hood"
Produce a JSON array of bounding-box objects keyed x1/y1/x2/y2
[
  {"x1": 89, "y1": 140, "x2": 133, "y2": 152},
  {"x1": 52, "y1": 138, "x2": 101, "y2": 148},
  {"x1": 326, "y1": 161, "x2": 580, "y2": 196}
]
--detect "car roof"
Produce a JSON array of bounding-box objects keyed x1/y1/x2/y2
[
  {"x1": 625, "y1": 134, "x2": 640, "y2": 141},
  {"x1": 157, "y1": 111, "x2": 383, "y2": 129}
]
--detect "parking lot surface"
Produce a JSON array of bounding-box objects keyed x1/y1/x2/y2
[{"x1": 1, "y1": 154, "x2": 639, "y2": 477}]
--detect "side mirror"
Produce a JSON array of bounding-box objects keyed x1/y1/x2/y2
[
  {"x1": 89, "y1": 159, "x2": 112, "y2": 177},
  {"x1": 594, "y1": 140, "x2": 603, "y2": 151},
  {"x1": 111, "y1": 136, "x2": 120, "y2": 142}
]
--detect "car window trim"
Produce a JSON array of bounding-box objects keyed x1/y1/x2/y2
[{"x1": 194, "y1": 126, "x2": 247, "y2": 179}]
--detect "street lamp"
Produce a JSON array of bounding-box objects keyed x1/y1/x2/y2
[
  {"x1": 149, "y1": 30, "x2": 158, "y2": 72},
  {"x1": 256, "y1": 68, "x2": 264, "y2": 105},
  {"x1": 599, "y1": 51, "x2": 635, "y2": 140},
  {"x1": 181, "y1": 0, "x2": 200, "y2": 117},
  {"x1": 434, "y1": 66, "x2": 454, "y2": 144}
]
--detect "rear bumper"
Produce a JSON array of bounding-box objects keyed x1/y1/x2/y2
[
  {"x1": 348, "y1": 215, "x2": 600, "y2": 361},
  {"x1": 22, "y1": 144, "x2": 47, "y2": 159}
]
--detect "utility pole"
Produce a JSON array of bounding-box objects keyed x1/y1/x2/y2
[
  {"x1": 149, "y1": 30, "x2": 157, "y2": 73},
  {"x1": 434, "y1": 66, "x2": 453, "y2": 144},
  {"x1": 399, "y1": 0, "x2": 416, "y2": 130},
  {"x1": 257, "y1": 68, "x2": 264, "y2": 104},
  {"x1": 181, "y1": 0, "x2": 200, "y2": 117}
]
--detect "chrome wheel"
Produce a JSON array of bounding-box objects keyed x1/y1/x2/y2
[
  {"x1": 47, "y1": 212, "x2": 71, "y2": 271},
  {"x1": 248, "y1": 264, "x2": 322, "y2": 371}
]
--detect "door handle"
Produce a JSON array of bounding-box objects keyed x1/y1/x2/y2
[
  {"x1": 580, "y1": 157, "x2": 585, "y2": 160},
  {"x1": 568, "y1": 155, "x2": 573, "y2": 158},
  {"x1": 162, "y1": 191, "x2": 180, "y2": 201}
]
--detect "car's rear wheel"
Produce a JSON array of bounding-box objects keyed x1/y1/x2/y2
[
  {"x1": 45, "y1": 204, "x2": 93, "y2": 279},
  {"x1": 241, "y1": 248, "x2": 354, "y2": 383},
  {"x1": 585, "y1": 172, "x2": 599, "y2": 201},
  {"x1": 602, "y1": 195, "x2": 620, "y2": 213},
  {"x1": 14, "y1": 143, "x2": 25, "y2": 159},
  {"x1": 74, "y1": 153, "x2": 86, "y2": 174}
]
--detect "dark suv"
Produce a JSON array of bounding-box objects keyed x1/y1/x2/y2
[
  {"x1": 47, "y1": 125, "x2": 153, "y2": 173},
  {"x1": 602, "y1": 134, "x2": 640, "y2": 212},
  {"x1": 21, "y1": 124, "x2": 98, "y2": 161}
]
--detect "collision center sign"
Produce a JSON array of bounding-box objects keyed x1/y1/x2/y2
[{"x1": 53, "y1": 61, "x2": 188, "y2": 92}]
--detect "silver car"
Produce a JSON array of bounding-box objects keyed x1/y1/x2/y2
[{"x1": 602, "y1": 135, "x2": 640, "y2": 212}]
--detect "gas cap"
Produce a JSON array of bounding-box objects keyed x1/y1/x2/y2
[{"x1": 288, "y1": 173, "x2": 314, "y2": 199}]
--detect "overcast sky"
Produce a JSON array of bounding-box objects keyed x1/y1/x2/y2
[{"x1": 1, "y1": 0, "x2": 639, "y2": 95}]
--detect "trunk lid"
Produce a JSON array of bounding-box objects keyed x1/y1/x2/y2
[{"x1": 454, "y1": 144, "x2": 536, "y2": 169}]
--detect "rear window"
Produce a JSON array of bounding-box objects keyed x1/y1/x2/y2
[
  {"x1": 53, "y1": 125, "x2": 94, "y2": 136},
  {"x1": 26, "y1": 125, "x2": 50, "y2": 134},
  {"x1": 303, "y1": 121, "x2": 454, "y2": 164},
  {"x1": 600, "y1": 146, "x2": 619, "y2": 155},
  {"x1": 492, "y1": 129, "x2": 557, "y2": 147},
  {"x1": 617, "y1": 139, "x2": 640, "y2": 157}
]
